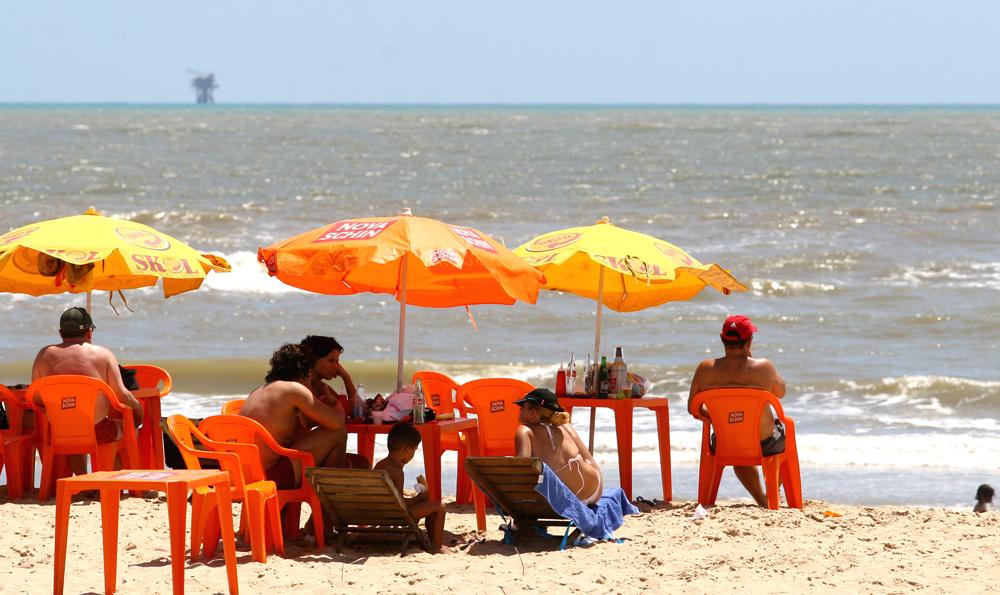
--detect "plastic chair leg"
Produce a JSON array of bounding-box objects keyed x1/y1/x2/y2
[
  {"x1": 707, "y1": 465, "x2": 725, "y2": 507},
  {"x1": 762, "y1": 459, "x2": 781, "y2": 510},
  {"x1": 38, "y1": 450, "x2": 56, "y2": 501},
  {"x1": 281, "y1": 501, "x2": 304, "y2": 541},
  {"x1": 266, "y1": 496, "x2": 284, "y2": 556},
  {"x1": 190, "y1": 491, "x2": 214, "y2": 562},
  {"x1": 455, "y1": 445, "x2": 471, "y2": 504}
]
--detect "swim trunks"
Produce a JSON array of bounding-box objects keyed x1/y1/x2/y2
[
  {"x1": 265, "y1": 456, "x2": 300, "y2": 490},
  {"x1": 709, "y1": 419, "x2": 786, "y2": 456}
]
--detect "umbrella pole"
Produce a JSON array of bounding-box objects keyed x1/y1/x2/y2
[
  {"x1": 589, "y1": 267, "x2": 605, "y2": 453},
  {"x1": 396, "y1": 255, "x2": 409, "y2": 392},
  {"x1": 86, "y1": 290, "x2": 92, "y2": 313}
]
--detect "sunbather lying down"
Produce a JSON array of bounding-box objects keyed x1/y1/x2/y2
[{"x1": 514, "y1": 388, "x2": 604, "y2": 505}]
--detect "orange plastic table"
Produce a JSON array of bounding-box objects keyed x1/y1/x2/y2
[
  {"x1": 558, "y1": 396, "x2": 672, "y2": 501},
  {"x1": 346, "y1": 417, "x2": 487, "y2": 531},
  {"x1": 53, "y1": 470, "x2": 239, "y2": 595}
]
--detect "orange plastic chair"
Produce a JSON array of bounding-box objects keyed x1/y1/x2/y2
[
  {"x1": 198, "y1": 415, "x2": 325, "y2": 547},
  {"x1": 29, "y1": 375, "x2": 141, "y2": 501},
  {"x1": 459, "y1": 378, "x2": 535, "y2": 457},
  {"x1": 220, "y1": 399, "x2": 245, "y2": 415},
  {"x1": 124, "y1": 364, "x2": 172, "y2": 469},
  {"x1": 688, "y1": 388, "x2": 803, "y2": 510},
  {"x1": 1, "y1": 384, "x2": 40, "y2": 499},
  {"x1": 166, "y1": 415, "x2": 283, "y2": 563}
]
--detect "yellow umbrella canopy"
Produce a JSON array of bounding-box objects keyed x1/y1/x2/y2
[
  {"x1": 514, "y1": 217, "x2": 747, "y2": 313},
  {"x1": 0, "y1": 208, "x2": 231, "y2": 299}
]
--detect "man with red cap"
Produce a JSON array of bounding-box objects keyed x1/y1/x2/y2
[{"x1": 688, "y1": 315, "x2": 787, "y2": 507}]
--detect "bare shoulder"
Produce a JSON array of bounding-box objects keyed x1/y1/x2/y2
[{"x1": 750, "y1": 357, "x2": 779, "y2": 373}]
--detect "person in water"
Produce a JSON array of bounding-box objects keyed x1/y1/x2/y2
[
  {"x1": 514, "y1": 388, "x2": 603, "y2": 504},
  {"x1": 974, "y1": 484, "x2": 993, "y2": 513}
]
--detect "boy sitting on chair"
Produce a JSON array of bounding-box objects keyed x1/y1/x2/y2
[{"x1": 374, "y1": 423, "x2": 448, "y2": 553}]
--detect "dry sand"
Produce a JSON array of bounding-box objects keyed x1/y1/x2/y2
[{"x1": 1, "y1": 493, "x2": 997, "y2": 594}]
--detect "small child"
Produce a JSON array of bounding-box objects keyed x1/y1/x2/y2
[
  {"x1": 374, "y1": 422, "x2": 448, "y2": 552},
  {"x1": 974, "y1": 484, "x2": 994, "y2": 513}
]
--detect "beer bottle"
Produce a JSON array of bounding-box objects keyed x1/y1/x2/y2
[
  {"x1": 598, "y1": 356, "x2": 610, "y2": 397},
  {"x1": 610, "y1": 347, "x2": 627, "y2": 398}
]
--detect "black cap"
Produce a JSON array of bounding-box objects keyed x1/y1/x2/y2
[
  {"x1": 60, "y1": 307, "x2": 95, "y2": 333},
  {"x1": 513, "y1": 388, "x2": 564, "y2": 412}
]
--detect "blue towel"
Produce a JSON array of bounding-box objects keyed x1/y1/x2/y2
[{"x1": 533, "y1": 463, "x2": 640, "y2": 540}]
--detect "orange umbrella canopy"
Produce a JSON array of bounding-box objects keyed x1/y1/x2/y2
[{"x1": 258, "y1": 214, "x2": 544, "y2": 308}]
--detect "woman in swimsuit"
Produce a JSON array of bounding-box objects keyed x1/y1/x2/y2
[{"x1": 514, "y1": 388, "x2": 604, "y2": 505}]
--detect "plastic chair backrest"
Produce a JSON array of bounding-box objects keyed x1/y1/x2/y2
[
  {"x1": 221, "y1": 399, "x2": 245, "y2": 415},
  {"x1": 412, "y1": 371, "x2": 462, "y2": 416},
  {"x1": 166, "y1": 414, "x2": 254, "y2": 491},
  {"x1": 198, "y1": 415, "x2": 275, "y2": 481},
  {"x1": 0, "y1": 384, "x2": 27, "y2": 438},
  {"x1": 28, "y1": 375, "x2": 127, "y2": 450},
  {"x1": 458, "y1": 378, "x2": 535, "y2": 455},
  {"x1": 125, "y1": 364, "x2": 172, "y2": 397},
  {"x1": 689, "y1": 388, "x2": 787, "y2": 461}
]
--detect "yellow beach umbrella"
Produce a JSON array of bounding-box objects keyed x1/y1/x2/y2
[
  {"x1": 0, "y1": 207, "x2": 231, "y2": 308},
  {"x1": 514, "y1": 217, "x2": 747, "y2": 448}
]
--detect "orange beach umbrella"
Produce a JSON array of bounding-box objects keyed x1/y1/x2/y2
[{"x1": 258, "y1": 209, "x2": 545, "y2": 389}]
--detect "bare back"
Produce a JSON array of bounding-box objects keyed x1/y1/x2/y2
[
  {"x1": 241, "y1": 379, "x2": 342, "y2": 468},
  {"x1": 515, "y1": 422, "x2": 602, "y2": 501},
  {"x1": 688, "y1": 353, "x2": 786, "y2": 439},
  {"x1": 31, "y1": 341, "x2": 140, "y2": 424}
]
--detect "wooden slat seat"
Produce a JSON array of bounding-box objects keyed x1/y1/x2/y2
[
  {"x1": 305, "y1": 468, "x2": 431, "y2": 554},
  {"x1": 464, "y1": 457, "x2": 572, "y2": 540}
]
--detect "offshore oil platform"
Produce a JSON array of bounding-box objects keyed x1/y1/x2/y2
[{"x1": 188, "y1": 70, "x2": 217, "y2": 104}]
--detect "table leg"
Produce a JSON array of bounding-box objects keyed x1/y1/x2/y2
[
  {"x1": 53, "y1": 481, "x2": 73, "y2": 595},
  {"x1": 214, "y1": 480, "x2": 240, "y2": 595},
  {"x1": 357, "y1": 431, "x2": 376, "y2": 465},
  {"x1": 100, "y1": 488, "x2": 122, "y2": 595},
  {"x1": 612, "y1": 404, "x2": 634, "y2": 500},
  {"x1": 653, "y1": 406, "x2": 672, "y2": 501},
  {"x1": 420, "y1": 428, "x2": 443, "y2": 502},
  {"x1": 464, "y1": 427, "x2": 486, "y2": 532},
  {"x1": 166, "y1": 482, "x2": 188, "y2": 595},
  {"x1": 148, "y1": 398, "x2": 164, "y2": 469}
]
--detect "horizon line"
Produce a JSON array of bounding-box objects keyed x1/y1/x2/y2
[{"x1": 1, "y1": 101, "x2": 999, "y2": 109}]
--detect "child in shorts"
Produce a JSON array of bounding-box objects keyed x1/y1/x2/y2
[{"x1": 374, "y1": 422, "x2": 447, "y2": 552}]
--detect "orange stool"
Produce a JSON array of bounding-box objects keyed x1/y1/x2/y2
[
  {"x1": 53, "y1": 469, "x2": 239, "y2": 595},
  {"x1": 689, "y1": 388, "x2": 802, "y2": 510}
]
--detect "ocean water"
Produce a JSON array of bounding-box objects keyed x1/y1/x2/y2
[{"x1": 1, "y1": 105, "x2": 998, "y2": 508}]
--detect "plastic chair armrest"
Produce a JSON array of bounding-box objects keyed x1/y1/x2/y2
[
  {"x1": 249, "y1": 428, "x2": 317, "y2": 467},
  {"x1": 158, "y1": 374, "x2": 173, "y2": 397}
]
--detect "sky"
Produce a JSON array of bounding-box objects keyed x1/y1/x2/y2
[{"x1": 2, "y1": 1, "x2": 999, "y2": 104}]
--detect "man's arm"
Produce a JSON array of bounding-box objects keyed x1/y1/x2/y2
[
  {"x1": 101, "y1": 349, "x2": 143, "y2": 425},
  {"x1": 762, "y1": 360, "x2": 786, "y2": 398},
  {"x1": 687, "y1": 360, "x2": 711, "y2": 419},
  {"x1": 292, "y1": 385, "x2": 345, "y2": 430}
]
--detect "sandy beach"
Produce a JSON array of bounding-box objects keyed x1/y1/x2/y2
[{"x1": 2, "y1": 493, "x2": 996, "y2": 594}]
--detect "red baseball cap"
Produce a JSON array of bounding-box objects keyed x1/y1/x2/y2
[{"x1": 721, "y1": 315, "x2": 757, "y2": 341}]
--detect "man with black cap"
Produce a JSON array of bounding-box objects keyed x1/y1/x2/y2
[
  {"x1": 514, "y1": 388, "x2": 603, "y2": 504},
  {"x1": 688, "y1": 315, "x2": 787, "y2": 507},
  {"x1": 31, "y1": 307, "x2": 144, "y2": 474}
]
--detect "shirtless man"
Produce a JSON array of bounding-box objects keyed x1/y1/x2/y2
[
  {"x1": 31, "y1": 307, "x2": 144, "y2": 475},
  {"x1": 514, "y1": 388, "x2": 603, "y2": 505},
  {"x1": 240, "y1": 344, "x2": 347, "y2": 489},
  {"x1": 687, "y1": 315, "x2": 787, "y2": 507}
]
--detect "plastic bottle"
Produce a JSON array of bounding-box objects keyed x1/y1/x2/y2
[
  {"x1": 555, "y1": 363, "x2": 567, "y2": 397},
  {"x1": 354, "y1": 384, "x2": 368, "y2": 420},
  {"x1": 610, "y1": 347, "x2": 627, "y2": 398},
  {"x1": 584, "y1": 354, "x2": 593, "y2": 396},
  {"x1": 598, "y1": 356, "x2": 610, "y2": 397},
  {"x1": 413, "y1": 379, "x2": 426, "y2": 424}
]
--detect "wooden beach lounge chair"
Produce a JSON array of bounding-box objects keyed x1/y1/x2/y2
[
  {"x1": 689, "y1": 388, "x2": 803, "y2": 510},
  {"x1": 305, "y1": 467, "x2": 431, "y2": 555},
  {"x1": 464, "y1": 456, "x2": 575, "y2": 545}
]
